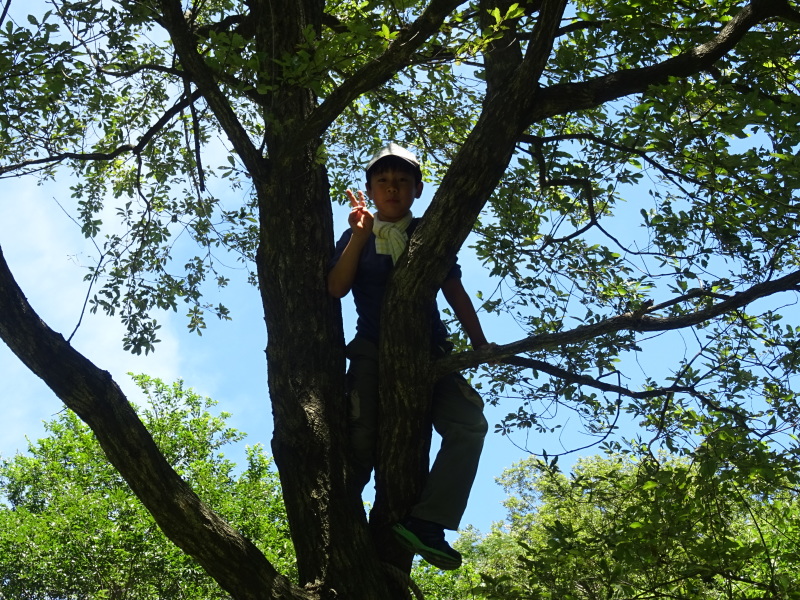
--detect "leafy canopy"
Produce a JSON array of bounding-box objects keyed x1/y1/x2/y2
[
  {"x1": 0, "y1": 374, "x2": 294, "y2": 599},
  {"x1": 423, "y1": 453, "x2": 800, "y2": 600}
]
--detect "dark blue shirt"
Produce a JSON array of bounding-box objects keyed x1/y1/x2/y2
[{"x1": 330, "y1": 218, "x2": 461, "y2": 345}]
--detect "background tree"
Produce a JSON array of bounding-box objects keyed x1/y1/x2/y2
[
  {"x1": 1, "y1": 0, "x2": 800, "y2": 598},
  {"x1": 457, "y1": 453, "x2": 800, "y2": 600},
  {"x1": 0, "y1": 375, "x2": 447, "y2": 599},
  {"x1": 0, "y1": 374, "x2": 294, "y2": 599}
]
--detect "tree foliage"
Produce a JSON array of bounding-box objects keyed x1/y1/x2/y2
[
  {"x1": 455, "y1": 453, "x2": 800, "y2": 600},
  {"x1": 1, "y1": 0, "x2": 800, "y2": 598},
  {"x1": 0, "y1": 374, "x2": 293, "y2": 599}
]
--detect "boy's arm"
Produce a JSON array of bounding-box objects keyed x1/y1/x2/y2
[
  {"x1": 441, "y1": 277, "x2": 490, "y2": 350},
  {"x1": 327, "y1": 189, "x2": 373, "y2": 298},
  {"x1": 327, "y1": 230, "x2": 369, "y2": 298}
]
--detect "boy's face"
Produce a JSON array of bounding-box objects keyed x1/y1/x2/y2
[{"x1": 366, "y1": 168, "x2": 423, "y2": 222}]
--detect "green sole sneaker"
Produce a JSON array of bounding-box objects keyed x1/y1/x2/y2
[{"x1": 392, "y1": 522, "x2": 462, "y2": 570}]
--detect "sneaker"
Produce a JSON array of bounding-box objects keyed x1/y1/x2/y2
[{"x1": 392, "y1": 517, "x2": 462, "y2": 570}]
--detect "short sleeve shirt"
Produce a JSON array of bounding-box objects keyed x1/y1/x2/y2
[{"x1": 330, "y1": 218, "x2": 462, "y2": 345}]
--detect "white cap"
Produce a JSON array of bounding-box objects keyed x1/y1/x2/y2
[{"x1": 365, "y1": 142, "x2": 420, "y2": 171}]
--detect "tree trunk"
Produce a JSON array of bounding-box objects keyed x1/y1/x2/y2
[{"x1": 255, "y1": 158, "x2": 390, "y2": 597}]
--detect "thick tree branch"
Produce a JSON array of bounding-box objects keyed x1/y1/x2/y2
[
  {"x1": 530, "y1": 0, "x2": 790, "y2": 119},
  {"x1": 0, "y1": 246, "x2": 309, "y2": 600},
  {"x1": 437, "y1": 269, "x2": 800, "y2": 375}
]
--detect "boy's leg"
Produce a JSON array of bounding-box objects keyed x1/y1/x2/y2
[
  {"x1": 345, "y1": 336, "x2": 380, "y2": 491},
  {"x1": 410, "y1": 372, "x2": 487, "y2": 530}
]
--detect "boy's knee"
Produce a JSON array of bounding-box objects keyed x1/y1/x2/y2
[
  {"x1": 474, "y1": 411, "x2": 489, "y2": 437},
  {"x1": 436, "y1": 405, "x2": 488, "y2": 444},
  {"x1": 461, "y1": 409, "x2": 489, "y2": 440}
]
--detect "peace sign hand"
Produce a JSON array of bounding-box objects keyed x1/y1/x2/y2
[{"x1": 345, "y1": 189, "x2": 373, "y2": 237}]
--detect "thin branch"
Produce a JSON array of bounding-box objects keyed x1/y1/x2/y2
[
  {"x1": 506, "y1": 354, "x2": 755, "y2": 429},
  {"x1": 97, "y1": 63, "x2": 186, "y2": 79},
  {"x1": 520, "y1": 132, "x2": 706, "y2": 190},
  {"x1": 0, "y1": 145, "x2": 135, "y2": 176},
  {"x1": 47, "y1": 194, "x2": 109, "y2": 344},
  {"x1": 555, "y1": 19, "x2": 606, "y2": 37},
  {"x1": 0, "y1": 0, "x2": 11, "y2": 28},
  {"x1": 184, "y1": 80, "x2": 206, "y2": 192},
  {"x1": 520, "y1": 137, "x2": 601, "y2": 245},
  {"x1": 437, "y1": 269, "x2": 800, "y2": 374},
  {"x1": 0, "y1": 89, "x2": 201, "y2": 177},
  {"x1": 502, "y1": 355, "x2": 694, "y2": 400}
]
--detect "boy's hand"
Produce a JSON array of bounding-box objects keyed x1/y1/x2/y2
[
  {"x1": 473, "y1": 341, "x2": 497, "y2": 352},
  {"x1": 346, "y1": 189, "x2": 373, "y2": 236}
]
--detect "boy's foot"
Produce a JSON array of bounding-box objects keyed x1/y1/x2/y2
[{"x1": 392, "y1": 517, "x2": 462, "y2": 570}]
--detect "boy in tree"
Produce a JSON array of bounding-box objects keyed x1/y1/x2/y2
[{"x1": 328, "y1": 143, "x2": 491, "y2": 570}]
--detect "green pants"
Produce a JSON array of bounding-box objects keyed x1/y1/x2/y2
[{"x1": 346, "y1": 336, "x2": 487, "y2": 530}]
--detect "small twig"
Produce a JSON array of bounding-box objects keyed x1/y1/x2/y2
[
  {"x1": 183, "y1": 79, "x2": 206, "y2": 192},
  {"x1": 0, "y1": 0, "x2": 12, "y2": 28}
]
